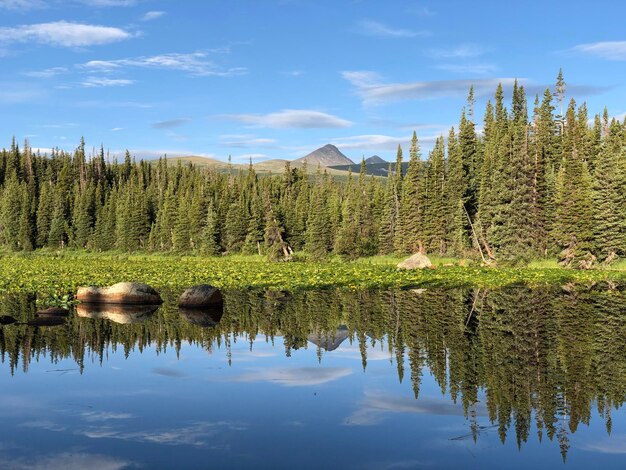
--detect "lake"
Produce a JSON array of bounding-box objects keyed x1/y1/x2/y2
[{"x1": 1, "y1": 286, "x2": 625, "y2": 469}]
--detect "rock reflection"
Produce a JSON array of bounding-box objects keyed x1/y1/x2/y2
[
  {"x1": 178, "y1": 306, "x2": 223, "y2": 328},
  {"x1": 26, "y1": 316, "x2": 66, "y2": 327},
  {"x1": 76, "y1": 304, "x2": 160, "y2": 324}
]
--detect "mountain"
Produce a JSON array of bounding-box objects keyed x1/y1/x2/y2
[
  {"x1": 293, "y1": 144, "x2": 354, "y2": 167},
  {"x1": 365, "y1": 155, "x2": 385, "y2": 164}
]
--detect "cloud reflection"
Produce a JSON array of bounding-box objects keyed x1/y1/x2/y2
[
  {"x1": 81, "y1": 421, "x2": 247, "y2": 447},
  {"x1": 346, "y1": 390, "x2": 487, "y2": 426},
  {"x1": 230, "y1": 367, "x2": 353, "y2": 387},
  {"x1": 579, "y1": 435, "x2": 626, "y2": 454},
  {"x1": 0, "y1": 452, "x2": 133, "y2": 470}
]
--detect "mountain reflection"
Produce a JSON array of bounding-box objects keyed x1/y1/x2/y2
[{"x1": 1, "y1": 285, "x2": 626, "y2": 461}]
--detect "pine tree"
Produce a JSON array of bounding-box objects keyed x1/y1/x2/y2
[
  {"x1": 592, "y1": 119, "x2": 626, "y2": 261},
  {"x1": 305, "y1": 183, "x2": 332, "y2": 257},
  {"x1": 397, "y1": 131, "x2": 423, "y2": 253},
  {"x1": 36, "y1": 182, "x2": 54, "y2": 248},
  {"x1": 445, "y1": 127, "x2": 468, "y2": 255},
  {"x1": 499, "y1": 82, "x2": 535, "y2": 262},
  {"x1": 379, "y1": 145, "x2": 403, "y2": 254},
  {"x1": 423, "y1": 137, "x2": 446, "y2": 254},
  {"x1": 200, "y1": 199, "x2": 221, "y2": 256},
  {"x1": 459, "y1": 105, "x2": 479, "y2": 218},
  {"x1": 553, "y1": 100, "x2": 595, "y2": 267},
  {"x1": 223, "y1": 196, "x2": 247, "y2": 252},
  {"x1": 0, "y1": 177, "x2": 23, "y2": 250}
]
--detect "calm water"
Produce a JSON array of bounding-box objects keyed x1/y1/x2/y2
[{"x1": 1, "y1": 286, "x2": 626, "y2": 469}]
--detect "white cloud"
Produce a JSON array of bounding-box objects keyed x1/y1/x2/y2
[
  {"x1": 434, "y1": 63, "x2": 498, "y2": 75},
  {"x1": 224, "y1": 109, "x2": 352, "y2": 129},
  {"x1": 571, "y1": 41, "x2": 626, "y2": 60},
  {"x1": 0, "y1": 82, "x2": 45, "y2": 103},
  {"x1": 152, "y1": 118, "x2": 191, "y2": 129},
  {"x1": 74, "y1": 100, "x2": 154, "y2": 109},
  {"x1": 342, "y1": 70, "x2": 519, "y2": 105},
  {"x1": 141, "y1": 10, "x2": 165, "y2": 21},
  {"x1": 219, "y1": 134, "x2": 278, "y2": 148},
  {"x1": 111, "y1": 127, "x2": 124, "y2": 131},
  {"x1": 80, "y1": 0, "x2": 136, "y2": 5},
  {"x1": 0, "y1": 21, "x2": 134, "y2": 47},
  {"x1": 328, "y1": 133, "x2": 440, "y2": 153},
  {"x1": 357, "y1": 19, "x2": 428, "y2": 38},
  {"x1": 81, "y1": 52, "x2": 246, "y2": 77},
  {"x1": 42, "y1": 122, "x2": 78, "y2": 128},
  {"x1": 427, "y1": 44, "x2": 486, "y2": 59},
  {"x1": 331, "y1": 134, "x2": 413, "y2": 151},
  {"x1": 230, "y1": 367, "x2": 353, "y2": 386},
  {"x1": 82, "y1": 77, "x2": 135, "y2": 87},
  {"x1": 23, "y1": 66, "x2": 68, "y2": 78}
]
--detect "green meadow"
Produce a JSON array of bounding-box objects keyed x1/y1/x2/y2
[{"x1": 3, "y1": 252, "x2": 626, "y2": 297}]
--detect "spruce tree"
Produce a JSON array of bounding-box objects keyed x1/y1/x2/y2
[
  {"x1": 553, "y1": 100, "x2": 595, "y2": 267},
  {"x1": 445, "y1": 127, "x2": 469, "y2": 255},
  {"x1": 592, "y1": 119, "x2": 626, "y2": 262},
  {"x1": 397, "y1": 131, "x2": 423, "y2": 253},
  {"x1": 200, "y1": 200, "x2": 221, "y2": 256}
]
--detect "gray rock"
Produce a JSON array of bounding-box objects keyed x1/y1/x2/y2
[
  {"x1": 77, "y1": 282, "x2": 162, "y2": 305},
  {"x1": 397, "y1": 253, "x2": 433, "y2": 270},
  {"x1": 179, "y1": 284, "x2": 223, "y2": 307}
]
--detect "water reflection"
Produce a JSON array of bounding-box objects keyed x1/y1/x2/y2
[
  {"x1": 0, "y1": 286, "x2": 625, "y2": 466},
  {"x1": 76, "y1": 304, "x2": 160, "y2": 324},
  {"x1": 178, "y1": 307, "x2": 223, "y2": 328}
]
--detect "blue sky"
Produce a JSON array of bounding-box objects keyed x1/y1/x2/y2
[{"x1": 1, "y1": 0, "x2": 625, "y2": 163}]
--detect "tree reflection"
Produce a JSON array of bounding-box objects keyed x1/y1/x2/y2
[{"x1": 1, "y1": 285, "x2": 626, "y2": 459}]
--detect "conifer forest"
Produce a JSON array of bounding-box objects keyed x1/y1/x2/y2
[{"x1": 0, "y1": 74, "x2": 622, "y2": 267}]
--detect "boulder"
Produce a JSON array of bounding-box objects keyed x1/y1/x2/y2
[
  {"x1": 77, "y1": 304, "x2": 159, "y2": 324},
  {"x1": 77, "y1": 282, "x2": 162, "y2": 305},
  {"x1": 397, "y1": 253, "x2": 433, "y2": 270},
  {"x1": 35, "y1": 307, "x2": 69, "y2": 317},
  {"x1": 178, "y1": 284, "x2": 223, "y2": 307}
]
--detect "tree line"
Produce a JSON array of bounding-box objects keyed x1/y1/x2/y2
[{"x1": 0, "y1": 71, "x2": 624, "y2": 265}]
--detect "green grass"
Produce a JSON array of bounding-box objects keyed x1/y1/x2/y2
[{"x1": 1, "y1": 251, "x2": 626, "y2": 296}]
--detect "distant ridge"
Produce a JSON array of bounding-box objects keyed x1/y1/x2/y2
[
  {"x1": 365, "y1": 155, "x2": 385, "y2": 164},
  {"x1": 293, "y1": 144, "x2": 354, "y2": 167}
]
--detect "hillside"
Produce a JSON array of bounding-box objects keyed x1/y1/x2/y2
[{"x1": 165, "y1": 154, "x2": 354, "y2": 177}]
